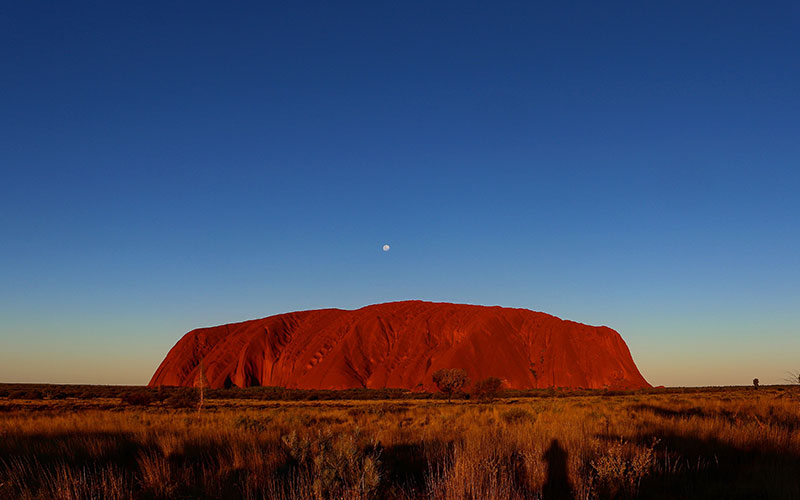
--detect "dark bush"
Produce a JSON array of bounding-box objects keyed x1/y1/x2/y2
[
  {"x1": 164, "y1": 390, "x2": 200, "y2": 409},
  {"x1": 121, "y1": 391, "x2": 156, "y2": 406},
  {"x1": 233, "y1": 415, "x2": 272, "y2": 432},
  {"x1": 10, "y1": 389, "x2": 44, "y2": 400},
  {"x1": 501, "y1": 408, "x2": 535, "y2": 424},
  {"x1": 472, "y1": 377, "x2": 503, "y2": 400}
]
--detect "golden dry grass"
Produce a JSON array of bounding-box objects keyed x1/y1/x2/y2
[{"x1": 1, "y1": 387, "x2": 798, "y2": 499}]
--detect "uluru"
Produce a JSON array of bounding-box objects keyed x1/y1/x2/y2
[{"x1": 150, "y1": 301, "x2": 650, "y2": 390}]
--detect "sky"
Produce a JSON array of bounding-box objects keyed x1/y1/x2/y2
[{"x1": 1, "y1": 2, "x2": 798, "y2": 387}]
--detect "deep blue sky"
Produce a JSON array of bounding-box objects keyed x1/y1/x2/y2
[{"x1": 1, "y1": 2, "x2": 798, "y2": 386}]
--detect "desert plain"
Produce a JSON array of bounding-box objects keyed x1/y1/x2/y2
[{"x1": 1, "y1": 384, "x2": 798, "y2": 500}]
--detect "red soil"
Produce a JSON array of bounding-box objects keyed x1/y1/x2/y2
[{"x1": 149, "y1": 301, "x2": 650, "y2": 390}]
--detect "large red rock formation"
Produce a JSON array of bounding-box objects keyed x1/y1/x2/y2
[{"x1": 149, "y1": 301, "x2": 650, "y2": 390}]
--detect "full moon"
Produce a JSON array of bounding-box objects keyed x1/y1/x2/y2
[{"x1": 382, "y1": 244, "x2": 390, "y2": 252}]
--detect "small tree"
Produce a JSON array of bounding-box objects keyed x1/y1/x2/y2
[
  {"x1": 472, "y1": 377, "x2": 503, "y2": 401},
  {"x1": 432, "y1": 368, "x2": 470, "y2": 402},
  {"x1": 194, "y1": 361, "x2": 209, "y2": 411},
  {"x1": 785, "y1": 371, "x2": 800, "y2": 386},
  {"x1": 753, "y1": 378, "x2": 759, "y2": 390}
]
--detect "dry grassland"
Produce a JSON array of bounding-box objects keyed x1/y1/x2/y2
[{"x1": 1, "y1": 387, "x2": 798, "y2": 499}]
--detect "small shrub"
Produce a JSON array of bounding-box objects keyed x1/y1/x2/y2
[
  {"x1": 282, "y1": 428, "x2": 381, "y2": 499},
  {"x1": 234, "y1": 415, "x2": 272, "y2": 432},
  {"x1": 591, "y1": 438, "x2": 659, "y2": 498},
  {"x1": 500, "y1": 407, "x2": 534, "y2": 424},
  {"x1": 308, "y1": 416, "x2": 346, "y2": 426}
]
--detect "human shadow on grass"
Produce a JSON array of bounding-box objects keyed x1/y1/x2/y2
[
  {"x1": 379, "y1": 442, "x2": 433, "y2": 492},
  {"x1": 542, "y1": 439, "x2": 572, "y2": 500}
]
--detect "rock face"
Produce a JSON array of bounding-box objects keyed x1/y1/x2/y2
[{"x1": 149, "y1": 301, "x2": 650, "y2": 390}]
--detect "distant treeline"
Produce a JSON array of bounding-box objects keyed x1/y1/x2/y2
[{"x1": 0, "y1": 383, "x2": 791, "y2": 406}]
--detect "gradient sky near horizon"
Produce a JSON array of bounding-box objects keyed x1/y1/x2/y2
[{"x1": 2, "y1": 2, "x2": 799, "y2": 387}]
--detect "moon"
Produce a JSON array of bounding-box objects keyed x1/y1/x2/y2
[{"x1": 382, "y1": 244, "x2": 390, "y2": 252}]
